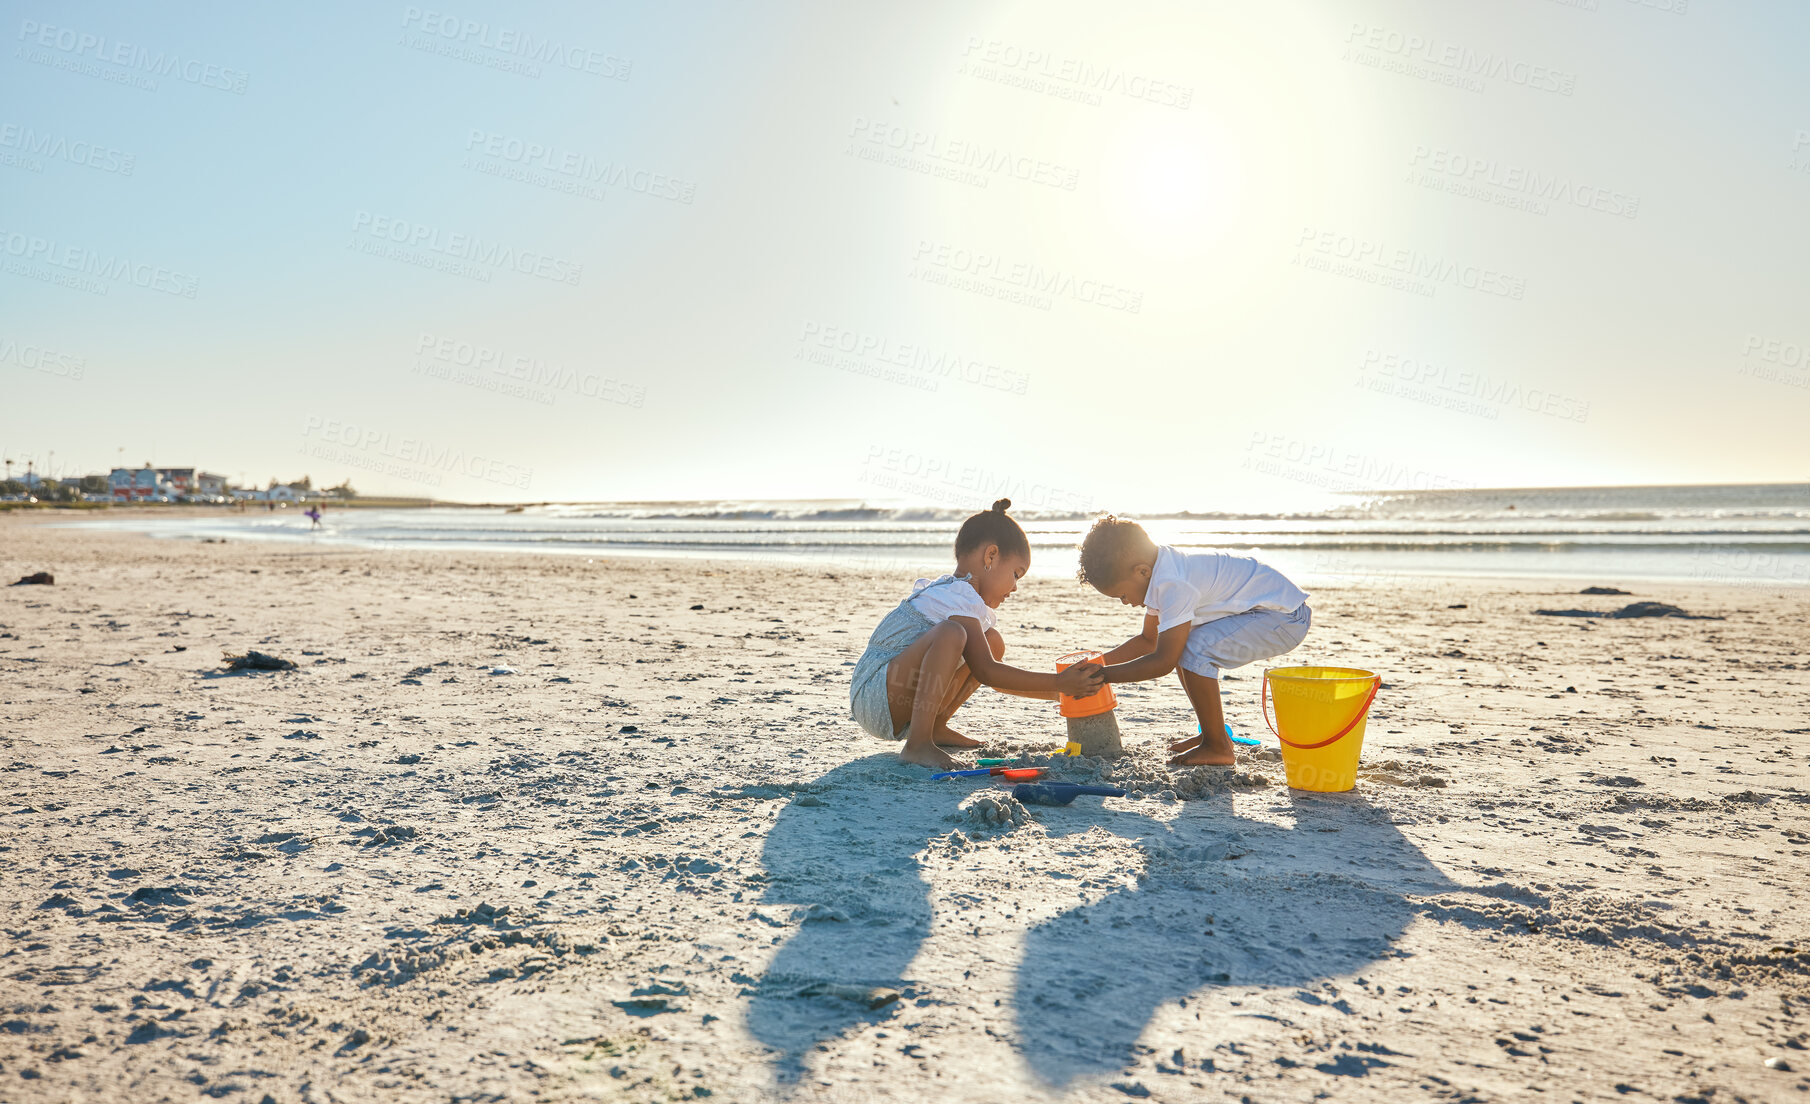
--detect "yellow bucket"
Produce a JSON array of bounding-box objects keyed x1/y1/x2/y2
[{"x1": 1262, "y1": 666, "x2": 1381, "y2": 792}]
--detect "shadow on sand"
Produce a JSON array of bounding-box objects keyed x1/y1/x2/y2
[{"x1": 747, "y1": 754, "x2": 1456, "y2": 1090}]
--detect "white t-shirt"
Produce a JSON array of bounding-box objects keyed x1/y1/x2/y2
[
  {"x1": 908, "y1": 575, "x2": 997, "y2": 632},
  {"x1": 1143, "y1": 546, "x2": 1308, "y2": 634}
]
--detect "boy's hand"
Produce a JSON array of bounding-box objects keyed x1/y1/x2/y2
[{"x1": 1055, "y1": 662, "x2": 1105, "y2": 698}]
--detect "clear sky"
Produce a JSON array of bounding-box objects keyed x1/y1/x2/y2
[{"x1": 3, "y1": 0, "x2": 1806, "y2": 510}]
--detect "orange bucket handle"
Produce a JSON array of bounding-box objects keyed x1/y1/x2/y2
[{"x1": 1262, "y1": 670, "x2": 1381, "y2": 751}]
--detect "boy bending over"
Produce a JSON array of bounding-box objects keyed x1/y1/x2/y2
[{"x1": 1078, "y1": 516, "x2": 1312, "y2": 766}]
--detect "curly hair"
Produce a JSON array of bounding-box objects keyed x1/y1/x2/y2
[
  {"x1": 955, "y1": 498, "x2": 1030, "y2": 559},
  {"x1": 1076, "y1": 514, "x2": 1156, "y2": 587}
]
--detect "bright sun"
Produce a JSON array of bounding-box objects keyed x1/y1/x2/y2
[{"x1": 1098, "y1": 123, "x2": 1241, "y2": 256}]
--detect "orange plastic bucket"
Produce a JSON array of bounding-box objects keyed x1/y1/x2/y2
[{"x1": 1056, "y1": 651, "x2": 1115, "y2": 718}]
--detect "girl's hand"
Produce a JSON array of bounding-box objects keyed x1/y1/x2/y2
[{"x1": 1055, "y1": 662, "x2": 1105, "y2": 697}]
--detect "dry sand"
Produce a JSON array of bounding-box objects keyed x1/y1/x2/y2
[{"x1": 1, "y1": 517, "x2": 1806, "y2": 1103}]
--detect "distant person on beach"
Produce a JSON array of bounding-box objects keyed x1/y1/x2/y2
[
  {"x1": 850, "y1": 499, "x2": 1105, "y2": 770},
  {"x1": 1077, "y1": 516, "x2": 1311, "y2": 766},
  {"x1": 305, "y1": 505, "x2": 322, "y2": 529}
]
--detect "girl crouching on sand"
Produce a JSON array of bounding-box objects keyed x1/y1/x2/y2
[{"x1": 850, "y1": 499, "x2": 1105, "y2": 770}]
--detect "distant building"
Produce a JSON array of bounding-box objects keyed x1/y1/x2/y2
[
  {"x1": 231, "y1": 485, "x2": 300, "y2": 502},
  {"x1": 128, "y1": 467, "x2": 230, "y2": 499},
  {"x1": 110, "y1": 466, "x2": 170, "y2": 500},
  {"x1": 155, "y1": 467, "x2": 197, "y2": 494}
]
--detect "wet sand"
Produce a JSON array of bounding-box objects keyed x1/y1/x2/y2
[{"x1": 1, "y1": 517, "x2": 1806, "y2": 1102}]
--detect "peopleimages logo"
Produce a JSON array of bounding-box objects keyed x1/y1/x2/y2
[
  {"x1": 1408, "y1": 145, "x2": 1638, "y2": 218},
  {"x1": 15, "y1": 20, "x2": 249, "y2": 94},
  {"x1": 414, "y1": 332, "x2": 646, "y2": 407},
  {"x1": 462, "y1": 130, "x2": 695, "y2": 203},
  {"x1": 349, "y1": 210, "x2": 583, "y2": 286},
  {"x1": 1294, "y1": 226, "x2": 1526, "y2": 300},
  {"x1": 1359, "y1": 349, "x2": 1590, "y2": 422},
  {"x1": 1737, "y1": 333, "x2": 1810, "y2": 389},
  {"x1": 1344, "y1": 23, "x2": 1576, "y2": 96},
  {"x1": 0, "y1": 124, "x2": 135, "y2": 175},
  {"x1": 846, "y1": 118, "x2": 1080, "y2": 191},
  {"x1": 300, "y1": 415, "x2": 533, "y2": 491},
  {"x1": 910, "y1": 240, "x2": 1143, "y2": 314},
  {"x1": 1243, "y1": 431, "x2": 1473, "y2": 493},
  {"x1": 860, "y1": 445, "x2": 1093, "y2": 512},
  {"x1": 958, "y1": 37, "x2": 1193, "y2": 109},
  {"x1": 0, "y1": 338, "x2": 85, "y2": 380},
  {"x1": 1743, "y1": 334, "x2": 1809, "y2": 368},
  {"x1": 400, "y1": 7, "x2": 630, "y2": 79},
  {"x1": 796, "y1": 321, "x2": 1030, "y2": 396},
  {"x1": 0, "y1": 228, "x2": 199, "y2": 298}
]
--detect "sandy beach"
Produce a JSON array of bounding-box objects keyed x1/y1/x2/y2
[{"x1": 1, "y1": 516, "x2": 1805, "y2": 1103}]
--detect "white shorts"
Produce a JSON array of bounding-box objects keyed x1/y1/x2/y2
[{"x1": 1179, "y1": 603, "x2": 1311, "y2": 680}]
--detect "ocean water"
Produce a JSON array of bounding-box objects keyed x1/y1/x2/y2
[{"x1": 64, "y1": 483, "x2": 1810, "y2": 588}]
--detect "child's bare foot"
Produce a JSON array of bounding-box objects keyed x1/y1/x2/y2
[
  {"x1": 1168, "y1": 727, "x2": 1236, "y2": 767},
  {"x1": 899, "y1": 738, "x2": 961, "y2": 771},
  {"x1": 1167, "y1": 746, "x2": 1236, "y2": 767},
  {"x1": 934, "y1": 725, "x2": 982, "y2": 748}
]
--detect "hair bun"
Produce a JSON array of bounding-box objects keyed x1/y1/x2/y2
[{"x1": 990, "y1": 498, "x2": 1012, "y2": 513}]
